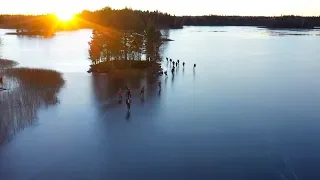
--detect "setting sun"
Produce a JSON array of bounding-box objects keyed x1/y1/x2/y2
[{"x1": 55, "y1": 12, "x2": 75, "y2": 22}]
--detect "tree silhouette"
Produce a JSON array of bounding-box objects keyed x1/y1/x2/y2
[
  {"x1": 1, "y1": 7, "x2": 319, "y2": 33},
  {"x1": 87, "y1": 9, "x2": 163, "y2": 66}
]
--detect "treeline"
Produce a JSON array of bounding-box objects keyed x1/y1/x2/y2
[
  {"x1": 0, "y1": 14, "x2": 80, "y2": 32},
  {"x1": 77, "y1": 7, "x2": 182, "y2": 29},
  {"x1": 0, "y1": 7, "x2": 320, "y2": 31},
  {"x1": 0, "y1": 7, "x2": 182, "y2": 32},
  {"x1": 79, "y1": 10, "x2": 320, "y2": 28},
  {"x1": 181, "y1": 15, "x2": 320, "y2": 28}
]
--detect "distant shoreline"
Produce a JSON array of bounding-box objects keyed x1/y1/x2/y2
[
  {"x1": 1, "y1": 26, "x2": 317, "y2": 33},
  {"x1": 1, "y1": 8, "x2": 320, "y2": 31},
  {"x1": 5, "y1": 32, "x2": 55, "y2": 36},
  {"x1": 257, "y1": 26, "x2": 315, "y2": 30}
]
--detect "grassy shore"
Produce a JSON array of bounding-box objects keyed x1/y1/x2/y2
[
  {"x1": 0, "y1": 59, "x2": 18, "y2": 69},
  {"x1": 0, "y1": 59, "x2": 65, "y2": 143}
]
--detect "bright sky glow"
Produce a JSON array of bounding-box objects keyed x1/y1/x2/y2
[{"x1": 0, "y1": 0, "x2": 319, "y2": 16}]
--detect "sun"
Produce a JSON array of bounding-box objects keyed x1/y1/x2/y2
[{"x1": 54, "y1": 12, "x2": 75, "y2": 22}]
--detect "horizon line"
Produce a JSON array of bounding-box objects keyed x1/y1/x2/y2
[{"x1": 1, "y1": 6, "x2": 319, "y2": 17}]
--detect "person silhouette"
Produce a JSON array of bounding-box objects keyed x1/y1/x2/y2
[
  {"x1": 126, "y1": 98, "x2": 131, "y2": 112},
  {"x1": 0, "y1": 76, "x2": 3, "y2": 88},
  {"x1": 140, "y1": 86, "x2": 145, "y2": 98},
  {"x1": 126, "y1": 87, "x2": 132, "y2": 99},
  {"x1": 117, "y1": 88, "x2": 123, "y2": 103}
]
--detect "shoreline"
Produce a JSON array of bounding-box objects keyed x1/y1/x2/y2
[
  {"x1": 0, "y1": 59, "x2": 65, "y2": 144},
  {"x1": 257, "y1": 26, "x2": 315, "y2": 30},
  {"x1": 5, "y1": 32, "x2": 56, "y2": 36},
  {"x1": 88, "y1": 60, "x2": 163, "y2": 78}
]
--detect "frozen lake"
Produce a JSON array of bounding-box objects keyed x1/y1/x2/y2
[{"x1": 1, "y1": 26, "x2": 320, "y2": 180}]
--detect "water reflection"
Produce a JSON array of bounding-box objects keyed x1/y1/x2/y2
[
  {"x1": 0, "y1": 26, "x2": 320, "y2": 180},
  {"x1": 140, "y1": 95, "x2": 145, "y2": 103},
  {"x1": 125, "y1": 111, "x2": 131, "y2": 121},
  {"x1": 15, "y1": 34, "x2": 55, "y2": 39},
  {"x1": 91, "y1": 73, "x2": 161, "y2": 119},
  {"x1": 171, "y1": 73, "x2": 175, "y2": 88},
  {"x1": 176, "y1": 65, "x2": 179, "y2": 74},
  {"x1": 164, "y1": 75, "x2": 168, "y2": 86},
  {"x1": 0, "y1": 68, "x2": 64, "y2": 143}
]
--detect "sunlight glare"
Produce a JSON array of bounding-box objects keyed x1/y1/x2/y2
[{"x1": 55, "y1": 12, "x2": 74, "y2": 21}]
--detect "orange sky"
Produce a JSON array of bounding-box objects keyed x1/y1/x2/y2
[{"x1": 0, "y1": 0, "x2": 319, "y2": 16}]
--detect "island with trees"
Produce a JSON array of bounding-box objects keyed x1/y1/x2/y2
[{"x1": 86, "y1": 9, "x2": 164, "y2": 77}]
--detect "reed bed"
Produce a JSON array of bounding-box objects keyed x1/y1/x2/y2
[
  {"x1": 0, "y1": 59, "x2": 18, "y2": 70},
  {"x1": 0, "y1": 63, "x2": 65, "y2": 144}
]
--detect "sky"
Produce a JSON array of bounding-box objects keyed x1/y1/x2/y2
[{"x1": 0, "y1": 0, "x2": 319, "y2": 16}]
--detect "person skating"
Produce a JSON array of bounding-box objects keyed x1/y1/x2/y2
[
  {"x1": 183, "y1": 62, "x2": 185, "y2": 67},
  {"x1": 0, "y1": 76, "x2": 3, "y2": 89},
  {"x1": 172, "y1": 65, "x2": 175, "y2": 73},
  {"x1": 126, "y1": 98, "x2": 131, "y2": 112},
  {"x1": 117, "y1": 88, "x2": 123, "y2": 103},
  {"x1": 126, "y1": 87, "x2": 132, "y2": 99},
  {"x1": 140, "y1": 86, "x2": 145, "y2": 97}
]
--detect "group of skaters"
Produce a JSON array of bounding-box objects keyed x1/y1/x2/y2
[
  {"x1": 117, "y1": 82, "x2": 162, "y2": 112},
  {"x1": 164, "y1": 57, "x2": 196, "y2": 75},
  {"x1": 114, "y1": 57, "x2": 197, "y2": 112}
]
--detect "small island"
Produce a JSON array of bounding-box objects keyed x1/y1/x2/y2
[
  {"x1": 2, "y1": 14, "x2": 80, "y2": 37},
  {"x1": 6, "y1": 30, "x2": 55, "y2": 37},
  {"x1": 87, "y1": 18, "x2": 165, "y2": 77}
]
